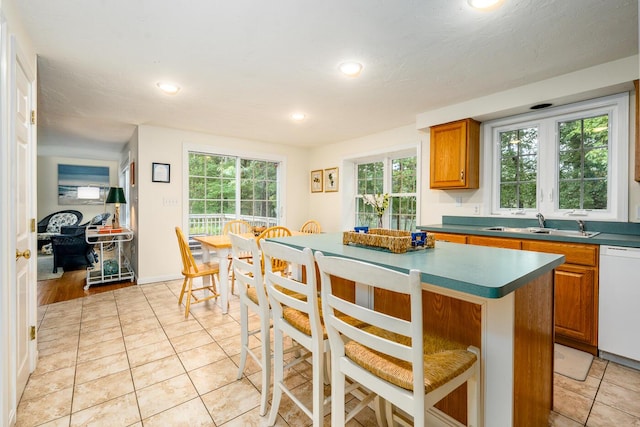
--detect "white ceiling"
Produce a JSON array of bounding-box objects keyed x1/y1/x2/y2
[{"x1": 13, "y1": 0, "x2": 639, "y2": 150}]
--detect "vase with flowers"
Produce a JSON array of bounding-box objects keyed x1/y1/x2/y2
[{"x1": 362, "y1": 193, "x2": 390, "y2": 228}]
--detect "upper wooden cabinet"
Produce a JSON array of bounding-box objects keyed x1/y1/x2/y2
[{"x1": 430, "y1": 118, "x2": 480, "y2": 189}]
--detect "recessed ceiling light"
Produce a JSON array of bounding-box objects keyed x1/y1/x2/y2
[
  {"x1": 156, "y1": 82, "x2": 180, "y2": 95},
  {"x1": 467, "y1": 0, "x2": 504, "y2": 10},
  {"x1": 291, "y1": 112, "x2": 306, "y2": 121},
  {"x1": 339, "y1": 62, "x2": 363, "y2": 77}
]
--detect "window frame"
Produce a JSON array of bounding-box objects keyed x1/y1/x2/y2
[
  {"x1": 484, "y1": 93, "x2": 629, "y2": 221},
  {"x1": 353, "y1": 149, "x2": 418, "y2": 230},
  {"x1": 183, "y1": 144, "x2": 286, "y2": 235}
]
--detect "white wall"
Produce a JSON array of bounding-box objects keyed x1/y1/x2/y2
[
  {"x1": 135, "y1": 125, "x2": 309, "y2": 284},
  {"x1": 310, "y1": 56, "x2": 640, "y2": 229},
  {"x1": 36, "y1": 156, "x2": 119, "y2": 222},
  {"x1": 308, "y1": 125, "x2": 419, "y2": 233}
]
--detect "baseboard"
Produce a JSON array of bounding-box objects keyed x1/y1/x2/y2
[
  {"x1": 599, "y1": 351, "x2": 640, "y2": 370},
  {"x1": 136, "y1": 274, "x2": 182, "y2": 285}
]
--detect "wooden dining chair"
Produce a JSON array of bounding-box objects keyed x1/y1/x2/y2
[
  {"x1": 223, "y1": 219, "x2": 253, "y2": 293},
  {"x1": 261, "y1": 240, "x2": 330, "y2": 426},
  {"x1": 229, "y1": 232, "x2": 271, "y2": 416},
  {"x1": 256, "y1": 225, "x2": 292, "y2": 276},
  {"x1": 315, "y1": 251, "x2": 480, "y2": 427},
  {"x1": 175, "y1": 227, "x2": 220, "y2": 319},
  {"x1": 300, "y1": 219, "x2": 322, "y2": 234}
]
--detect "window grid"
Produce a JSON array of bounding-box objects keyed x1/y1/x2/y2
[
  {"x1": 487, "y1": 93, "x2": 627, "y2": 220},
  {"x1": 498, "y1": 127, "x2": 538, "y2": 209},
  {"x1": 355, "y1": 156, "x2": 417, "y2": 230},
  {"x1": 557, "y1": 114, "x2": 609, "y2": 210},
  {"x1": 188, "y1": 152, "x2": 279, "y2": 235}
]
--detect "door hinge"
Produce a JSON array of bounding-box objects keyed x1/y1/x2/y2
[
  {"x1": 30, "y1": 218, "x2": 36, "y2": 233},
  {"x1": 30, "y1": 326, "x2": 36, "y2": 340},
  {"x1": 30, "y1": 110, "x2": 36, "y2": 125}
]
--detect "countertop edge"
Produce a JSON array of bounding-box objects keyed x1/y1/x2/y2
[
  {"x1": 267, "y1": 234, "x2": 564, "y2": 300},
  {"x1": 418, "y1": 224, "x2": 640, "y2": 247}
]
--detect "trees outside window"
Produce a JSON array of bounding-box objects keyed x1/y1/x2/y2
[
  {"x1": 188, "y1": 152, "x2": 280, "y2": 235},
  {"x1": 355, "y1": 155, "x2": 417, "y2": 230},
  {"x1": 487, "y1": 93, "x2": 628, "y2": 220}
]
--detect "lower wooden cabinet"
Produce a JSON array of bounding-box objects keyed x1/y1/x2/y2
[
  {"x1": 424, "y1": 231, "x2": 599, "y2": 354},
  {"x1": 553, "y1": 264, "x2": 598, "y2": 349},
  {"x1": 468, "y1": 235, "x2": 522, "y2": 249},
  {"x1": 522, "y1": 240, "x2": 599, "y2": 354},
  {"x1": 430, "y1": 232, "x2": 468, "y2": 244}
]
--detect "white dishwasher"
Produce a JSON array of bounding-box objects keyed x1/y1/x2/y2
[{"x1": 598, "y1": 245, "x2": 640, "y2": 369}]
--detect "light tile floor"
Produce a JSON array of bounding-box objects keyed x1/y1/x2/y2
[
  {"x1": 550, "y1": 355, "x2": 640, "y2": 426},
  {"x1": 18, "y1": 279, "x2": 640, "y2": 426},
  {"x1": 18, "y1": 280, "x2": 379, "y2": 427}
]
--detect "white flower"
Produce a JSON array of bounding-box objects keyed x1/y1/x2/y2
[{"x1": 362, "y1": 193, "x2": 390, "y2": 216}]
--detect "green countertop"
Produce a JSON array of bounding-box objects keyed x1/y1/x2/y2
[
  {"x1": 268, "y1": 232, "x2": 564, "y2": 299},
  {"x1": 418, "y1": 216, "x2": 640, "y2": 248}
]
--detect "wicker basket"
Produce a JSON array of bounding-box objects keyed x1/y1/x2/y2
[
  {"x1": 343, "y1": 228, "x2": 412, "y2": 253},
  {"x1": 343, "y1": 228, "x2": 435, "y2": 253}
]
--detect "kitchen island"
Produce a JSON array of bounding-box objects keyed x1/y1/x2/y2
[{"x1": 268, "y1": 232, "x2": 565, "y2": 427}]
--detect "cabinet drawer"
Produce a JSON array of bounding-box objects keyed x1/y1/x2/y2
[
  {"x1": 468, "y1": 235, "x2": 522, "y2": 249},
  {"x1": 431, "y1": 232, "x2": 468, "y2": 244},
  {"x1": 522, "y1": 240, "x2": 598, "y2": 266}
]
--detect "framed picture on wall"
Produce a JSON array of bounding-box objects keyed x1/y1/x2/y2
[
  {"x1": 58, "y1": 164, "x2": 109, "y2": 205},
  {"x1": 324, "y1": 167, "x2": 339, "y2": 192},
  {"x1": 311, "y1": 169, "x2": 323, "y2": 193},
  {"x1": 152, "y1": 162, "x2": 170, "y2": 183}
]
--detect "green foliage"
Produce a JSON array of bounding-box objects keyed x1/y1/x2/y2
[
  {"x1": 557, "y1": 115, "x2": 608, "y2": 210},
  {"x1": 189, "y1": 153, "x2": 279, "y2": 221},
  {"x1": 498, "y1": 114, "x2": 608, "y2": 211}
]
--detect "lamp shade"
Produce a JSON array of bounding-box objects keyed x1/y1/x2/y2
[{"x1": 106, "y1": 187, "x2": 126, "y2": 204}]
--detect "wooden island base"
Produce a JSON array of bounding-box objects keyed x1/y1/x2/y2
[{"x1": 352, "y1": 270, "x2": 553, "y2": 426}]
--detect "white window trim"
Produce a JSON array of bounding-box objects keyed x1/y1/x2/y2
[
  {"x1": 182, "y1": 142, "x2": 287, "y2": 229},
  {"x1": 344, "y1": 145, "x2": 419, "y2": 230},
  {"x1": 483, "y1": 93, "x2": 629, "y2": 221}
]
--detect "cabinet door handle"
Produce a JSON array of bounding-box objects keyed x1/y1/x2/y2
[{"x1": 460, "y1": 170, "x2": 465, "y2": 181}]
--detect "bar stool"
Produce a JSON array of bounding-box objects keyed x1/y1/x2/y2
[
  {"x1": 261, "y1": 240, "x2": 329, "y2": 426},
  {"x1": 315, "y1": 251, "x2": 480, "y2": 427},
  {"x1": 229, "y1": 232, "x2": 271, "y2": 416}
]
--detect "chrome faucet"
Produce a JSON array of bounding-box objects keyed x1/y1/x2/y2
[
  {"x1": 536, "y1": 213, "x2": 545, "y2": 229},
  {"x1": 577, "y1": 220, "x2": 586, "y2": 235}
]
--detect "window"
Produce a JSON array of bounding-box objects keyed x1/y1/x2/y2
[
  {"x1": 487, "y1": 93, "x2": 628, "y2": 220},
  {"x1": 355, "y1": 154, "x2": 417, "y2": 230},
  {"x1": 188, "y1": 152, "x2": 280, "y2": 235}
]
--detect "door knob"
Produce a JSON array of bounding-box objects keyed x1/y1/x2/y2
[{"x1": 16, "y1": 249, "x2": 31, "y2": 260}]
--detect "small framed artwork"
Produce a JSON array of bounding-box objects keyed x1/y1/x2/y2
[
  {"x1": 152, "y1": 162, "x2": 171, "y2": 183},
  {"x1": 324, "y1": 167, "x2": 339, "y2": 192},
  {"x1": 311, "y1": 169, "x2": 323, "y2": 193},
  {"x1": 130, "y1": 161, "x2": 135, "y2": 186}
]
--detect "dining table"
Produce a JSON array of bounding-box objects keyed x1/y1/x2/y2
[{"x1": 193, "y1": 230, "x2": 305, "y2": 314}]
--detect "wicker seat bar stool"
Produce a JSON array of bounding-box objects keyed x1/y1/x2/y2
[{"x1": 315, "y1": 252, "x2": 480, "y2": 427}]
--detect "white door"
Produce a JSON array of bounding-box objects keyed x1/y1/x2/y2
[{"x1": 13, "y1": 38, "x2": 37, "y2": 404}]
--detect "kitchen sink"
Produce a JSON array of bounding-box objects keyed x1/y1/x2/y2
[
  {"x1": 545, "y1": 229, "x2": 600, "y2": 238},
  {"x1": 482, "y1": 226, "x2": 600, "y2": 238}
]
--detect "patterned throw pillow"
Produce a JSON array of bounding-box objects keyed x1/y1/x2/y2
[{"x1": 45, "y1": 213, "x2": 79, "y2": 233}]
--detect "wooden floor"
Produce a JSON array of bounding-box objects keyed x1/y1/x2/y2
[{"x1": 37, "y1": 267, "x2": 136, "y2": 306}]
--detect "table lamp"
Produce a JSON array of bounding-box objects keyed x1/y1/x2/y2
[{"x1": 106, "y1": 187, "x2": 126, "y2": 228}]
